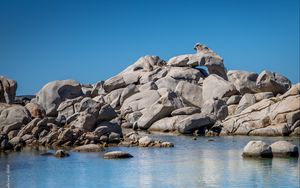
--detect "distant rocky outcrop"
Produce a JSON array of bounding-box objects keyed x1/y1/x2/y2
[{"x1": 1, "y1": 43, "x2": 299, "y2": 152}]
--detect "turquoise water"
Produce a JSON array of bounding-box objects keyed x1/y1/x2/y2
[{"x1": 0, "y1": 136, "x2": 299, "y2": 188}]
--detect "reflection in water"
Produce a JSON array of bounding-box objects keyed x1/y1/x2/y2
[{"x1": 0, "y1": 136, "x2": 299, "y2": 188}]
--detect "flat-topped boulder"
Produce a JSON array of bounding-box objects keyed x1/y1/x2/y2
[
  {"x1": 103, "y1": 151, "x2": 133, "y2": 159},
  {"x1": 72, "y1": 144, "x2": 104, "y2": 152},
  {"x1": 270, "y1": 141, "x2": 299, "y2": 157}
]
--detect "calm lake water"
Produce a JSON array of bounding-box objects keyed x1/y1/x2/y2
[{"x1": 0, "y1": 135, "x2": 299, "y2": 188}]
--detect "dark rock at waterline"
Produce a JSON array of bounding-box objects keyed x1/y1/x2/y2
[
  {"x1": 54, "y1": 149, "x2": 70, "y2": 158},
  {"x1": 103, "y1": 151, "x2": 133, "y2": 159}
]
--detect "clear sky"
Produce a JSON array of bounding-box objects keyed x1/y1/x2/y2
[{"x1": 0, "y1": 0, "x2": 299, "y2": 95}]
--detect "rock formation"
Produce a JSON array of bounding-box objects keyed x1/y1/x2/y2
[{"x1": 0, "y1": 42, "x2": 299, "y2": 152}]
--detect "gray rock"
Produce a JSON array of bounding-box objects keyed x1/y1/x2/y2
[
  {"x1": 98, "y1": 104, "x2": 117, "y2": 122},
  {"x1": 270, "y1": 141, "x2": 299, "y2": 157},
  {"x1": 227, "y1": 70, "x2": 258, "y2": 94},
  {"x1": 0, "y1": 76, "x2": 17, "y2": 104},
  {"x1": 254, "y1": 92, "x2": 274, "y2": 102},
  {"x1": 202, "y1": 99, "x2": 228, "y2": 120},
  {"x1": 137, "y1": 91, "x2": 183, "y2": 130},
  {"x1": 171, "y1": 107, "x2": 201, "y2": 116},
  {"x1": 256, "y1": 70, "x2": 291, "y2": 95},
  {"x1": 0, "y1": 105, "x2": 31, "y2": 127},
  {"x1": 57, "y1": 96, "x2": 83, "y2": 119},
  {"x1": 96, "y1": 121, "x2": 122, "y2": 136},
  {"x1": 235, "y1": 93, "x2": 256, "y2": 114},
  {"x1": 103, "y1": 88, "x2": 124, "y2": 108},
  {"x1": 108, "y1": 132, "x2": 121, "y2": 143},
  {"x1": 138, "y1": 81, "x2": 158, "y2": 91},
  {"x1": 176, "y1": 113, "x2": 216, "y2": 134},
  {"x1": 167, "y1": 67, "x2": 203, "y2": 81},
  {"x1": 9, "y1": 136, "x2": 25, "y2": 146},
  {"x1": 126, "y1": 111, "x2": 142, "y2": 125},
  {"x1": 36, "y1": 80, "x2": 84, "y2": 116},
  {"x1": 122, "y1": 55, "x2": 165, "y2": 72},
  {"x1": 57, "y1": 128, "x2": 74, "y2": 143},
  {"x1": 121, "y1": 90, "x2": 161, "y2": 115},
  {"x1": 71, "y1": 109, "x2": 98, "y2": 132},
  {"x1": 221, "y1": 91, "x2": 300, "y2": 136},
  {"x1": 17, "y1": 118, "x2": 41, "y2": 137},
  {"x1": 94, "y1": 126, "x2": 109, "y2": 137},
  {"x1": 175, "y1": 81, "x2": 203, "y2": 107},
  {"x1": 2, "y1": 122, "x2": 23, "y2": 134},
  {"x1": 75, "y1": 97, "x2": 100, "y2": 113},
  {"x1": 242, "y1": 141, "x2": 273, "y2": 158},
  {"x1": 155, "y1": 76, "x2": 179, "y2": 91},
  {"x1": 138, "y1": 136, "x2": 154, "y2": 147},
  {"x1": 73, "y1": 144, "x2": 104, "y2": 152},
  {"x1": 139, "y1": 68, "x2": 168, "y2": 84},
  {"x1": 226, "y1": 95, "x2": 242, "y2": 105},
  {"x1": 120, "y1": 84, "x2": 139, "y2": 105},
  {"x1": 203, "y1": 75, "x2": 237, "y2": 102},
  {"x1": 149, "y1": 115, "x2": 189, "y2": 132},
  {"x1": 103, "y1": 74, "x2": 126, "y2": 93},
  {"x1": 103, "y1": 151, "x2": 133, "y2": 159},
  {"x1": 167, "y1": 54, "x2": 198, "y2": 67}
]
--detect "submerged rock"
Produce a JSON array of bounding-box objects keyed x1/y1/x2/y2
[
  {"x1": 54, "y1": 150, "x2": 70, "y2": 158},
  {"x1": 103, "y1": 151, "x2": 133, "y2": 159}
]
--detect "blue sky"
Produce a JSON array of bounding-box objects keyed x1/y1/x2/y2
[{"x1": 0, "y1": 0, "x2": 299, "y2": 95}]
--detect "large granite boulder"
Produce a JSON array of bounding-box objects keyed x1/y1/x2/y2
[
  {"x1": 270, "y1": 141, "x2": 299, "y2": 157},
  {"x1": 148, "y1": 115, "x2": 189, "y2": 132},
  {"x1": 155, "y1": 76, "x2": 179, "y2": 91},
  {"x1": 166, "y1": 66, "x2": 203, "y2": 82},
  {"x1": 137, "y1": 91, "x2": 183, "y2": 130},
  {"x1": 242, "y1": 141, "x2": 273, "y2": 158},
  {"x1": 176, "y1": 113, "x2": 216, "y2": 134},
  {"x1": 203, "y1": 75, "x2": 237, "y2": 101},
  {"x1": 167, "y1": 54, "x2": 198, "y2": 67},
  {"x1": 175, "y1": 81, "x2": 203, "y2": 107},
  {"x1": 202, "y1": 99, "x2": 228, "y2": 120},
  {"x1": 36, "y1": 80, "x2": 84, "y2": 117},
  {"x1": 0, "y1": 76, "x2": 17, "y2": 104},
  {"x1": 57, "y1": 96, "x2": 84, "y2": 119},
  {"x1": 227, "y1": 70, "x2": 258, "y2": 94},
  {"x1": 0, "y1": 105, "x2": 31, "y2": 130},
  {"x1": 120, "y1": 90, "x2": 161, "y2": 116},
  {"x1": 256, "y1": 70, "x2": 291, "y2": 95},
  {"x1": 235, "y1": 93, "x2": 256, "y2": 114}
]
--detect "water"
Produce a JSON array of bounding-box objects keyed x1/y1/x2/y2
[{"x1": 0, "y1": 136, "x2": 299, "y2": 188}]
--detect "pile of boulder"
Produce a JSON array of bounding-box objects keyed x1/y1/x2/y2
[{"x1": 1, "y1": 43, "x2": 299, "y2": 152}]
